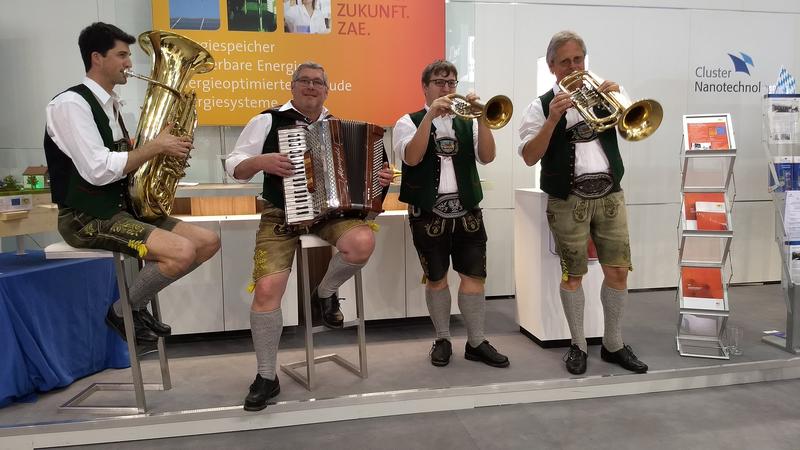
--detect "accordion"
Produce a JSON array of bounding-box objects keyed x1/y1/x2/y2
[{"x1": 278, "y1": 118, "x2": 388, "y2": 225}]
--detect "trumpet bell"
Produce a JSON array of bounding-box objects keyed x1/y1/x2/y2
[
  {"x1": 448, "y1": 93, "x2": 514, "y2": 130},
  {"x1": 483, "y1": 95, "x2": 513, "y2": 129},
  {"x1": 618, "y1": 99, "x2": 663, "y2": 142}
]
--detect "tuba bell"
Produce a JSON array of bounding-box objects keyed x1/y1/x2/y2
[
  {"x1": 126, "y1": 30, "x2": 215, "y2": 219},
  {"x1": 558, "y1": 70, "x2": 662, "y2": 141},
  {"x1": 447, "y1": 93, "x2": 514, "y2": 129}
]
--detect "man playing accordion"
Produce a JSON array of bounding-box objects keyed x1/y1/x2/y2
[{"x1": 225, "y1": 62, "x2": 392, "y2": 411}]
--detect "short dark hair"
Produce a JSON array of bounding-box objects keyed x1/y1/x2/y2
[
  {"x1": 78, "y1": 22, "x2": 135, "y2": 72},
  {"x1": 421, "y1": 59, "x2": 458, "y2": 85}
]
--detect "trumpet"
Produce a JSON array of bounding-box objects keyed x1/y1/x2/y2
[
  {"x1": 447, "y1": 93, "x2": 513, "y2": 130},
  {"x1": 558, "y1": 70, "x2": 662, "y2": 141}
]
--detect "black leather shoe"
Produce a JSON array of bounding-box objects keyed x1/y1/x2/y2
[
  {"x1": 134, "y1": 308, "x2": 172, "y2": 336},
  {"x1": 429, "y1": 338, "x2": 452, "y2": 367},
  {"x1": 563, "y1": 344, "x2": 588, "y2": 375},
  {"x1": 105, "y1": 306, "x2": 158, "y2": 344},
  {"x1": 243, "y1": 374, "x2": 281, "y2": 411},
  {"x1": 311, "y1": 290, "x2": 344, "y2": 329},
  {"x1": 601, "y1": 344, "x2": 648, "y2": 373},
  {"x1": 465, "y1": 341, "x2": 510, "y2": 368}
]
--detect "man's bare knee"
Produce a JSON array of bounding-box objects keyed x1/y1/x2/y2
[
  {"x1": 252, "y1": 277, "x2": 286, "y2": 312},
  {"x1": 561, "y1": 276, "x2": 583, "y2": 291},
  {"x1": 337, "y1": 226, "x2": 375, "y2": 263},
  {"x1": 427, "y1": 276, "x2": 448, "y2": 291}
]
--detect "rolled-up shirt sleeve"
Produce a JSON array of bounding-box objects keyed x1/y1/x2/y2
[
  {"x1": 392, "y1": 114, "x2": 416, "y2": 165},
  {"x1": 225, "y1": 113, "x2": 272, "y2": 182},
  {"x1": 516, "y1": 98, "x2": 545, "y2": 157},
  {"x1": 45, "y1": 94, "x2": 128, "y2": 186}
]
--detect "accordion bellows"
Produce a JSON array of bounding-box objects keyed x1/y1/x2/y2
[{"x1": 278, "y1": 118, "x2": 387, "y2": 225}]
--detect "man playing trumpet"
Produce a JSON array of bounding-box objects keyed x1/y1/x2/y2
[
  {"x1": 393, "y1": 59, "x2": 509, "y2": 368},
  {"x1": 518, "y1": 30, "x2": 647, "y2": 375}
]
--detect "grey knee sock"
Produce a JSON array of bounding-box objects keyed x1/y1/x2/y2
[
  {"x1": 112, "y1": 262, "x2": 178, "y2": 315},
  {"x1": 251, "y1": 308, "x2": 283, "y2": 380},
  {"x1": 316, "y1": 252, "x2": 365, "y2": 298},
  {"x1": 425, "y1": 287, "x2": 452, "y2": 339},
  {"x1": 130, "y1": 262, "x2": 201, "y2": 312},
  {"x1": 560, "y1": 286, "x2": 587, "y2": 352},
  {"x1": 458, "y1": 292, "x2": 486, "y2": 348},
  {"x1": 600, "y1": 283, "x2": 626, "y2": 352}
]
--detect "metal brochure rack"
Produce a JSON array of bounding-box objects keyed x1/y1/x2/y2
[
  {"x1": 676, "y1": 113, "x2": 736, "y2": 359},
  {"x1": 763, "y1": 94, "x2": 800, "y2": 354}
]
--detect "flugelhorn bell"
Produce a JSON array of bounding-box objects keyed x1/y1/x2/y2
[
  {"x1": 447, "y1": 93, "x2": 514, "y2": 129},
  {"x1": 558, "y1": 70, "x2": 662, "y2": 142}
]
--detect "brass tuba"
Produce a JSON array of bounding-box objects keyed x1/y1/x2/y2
[
  {"x1": 558, "y1": 70, "x2": 662, "y2": 141},
  {"x1": 126, "y1": 30, "x2": 214, "y2": 219},
  {"x1": 447, "y1": 93, "x2": 514, "y2": 129}
]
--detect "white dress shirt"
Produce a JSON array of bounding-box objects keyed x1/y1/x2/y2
[
  {"x1": 285, "y1": 4, "x2": 327, "y2": 33},
  {"x1": 225, "y1": 101, "x2": 330, "y2": 182},
  {"x1": 517, "y1": 84, "x2": 616, "y2": 176},
  {"x1": 45, "y1": 77, "x2": 129, "y2": 186},
  {"x1": 392, "y1": 106, "x2": 484, "y2": 195}
]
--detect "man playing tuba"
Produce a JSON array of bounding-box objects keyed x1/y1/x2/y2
[
  {"x1": 44, "y1": 22, "x2": 220, "y2": 347},
  {"x1": 517, "y1": 30, "x2": 647, "y2": 375}
]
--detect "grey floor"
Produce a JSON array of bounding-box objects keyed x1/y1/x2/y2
[
  {"x1": 2, "y1": 283, "x2": 798, "y2": 449},
  {"x1": 59, "y1": 378, "x2": 800, "y2": 450}
]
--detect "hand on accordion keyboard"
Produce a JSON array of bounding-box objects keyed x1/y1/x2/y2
[
  {"x1": 260, "y1": 153, "x2": 295, "y2": 178},
  {"x1": 378, "y1": 162, "x2": 393, "y2": 187}
]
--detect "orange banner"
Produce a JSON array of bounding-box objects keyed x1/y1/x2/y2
[{"x1": 151, "y1": 0, "x2": 445, "y2": 126}]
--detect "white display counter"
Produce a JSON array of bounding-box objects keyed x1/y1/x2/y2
[{"x1": 513, "y1": 188, "x2": 605, "y2": 347}]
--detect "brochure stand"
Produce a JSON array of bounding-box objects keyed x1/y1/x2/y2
[
  {"x1": 677, "y1": 113, "x2": 736, "y2": 359},
  {"x1": 762, "y1": 94, "x2": 800, "y2": 354}
]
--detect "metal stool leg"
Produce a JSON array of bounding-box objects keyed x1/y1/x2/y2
[
  {"x1": 281, "y1": 243, "x2": 368, "y2": 391},
  {"x1": 59, "y1": 253, "x2": 169, "y2": 414}
]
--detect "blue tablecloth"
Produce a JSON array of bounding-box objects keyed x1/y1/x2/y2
[{"x1": 0, "y1": 250, "x2": 129, "y2": 407}]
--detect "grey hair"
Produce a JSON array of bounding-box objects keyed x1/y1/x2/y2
[
  {"x1": 546, "y1": 31, "x2": 586, "y2": 65},
  {"x1": 292, "y1": 61, "x2": 328, "y2": 86}
]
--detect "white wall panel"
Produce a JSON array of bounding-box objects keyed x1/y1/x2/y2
[
  {"x1": 473, "y1": 2, "x2": 515, "y2": 209},
  {"x1": 626, "y1": 203, "x2": 680, "y2": 289},
  {"x1": 0, "y1": 0, "x2": 97, "y2": 149},
  {"x1": 687, "y1": 9, "x2": 798, "y2": 201},
  {"x1": 729, "y1": 200, "x2": 781, "y2": 283},
  {"x1": 622, "y1": 8, "x2": 690, "y2": 205}
]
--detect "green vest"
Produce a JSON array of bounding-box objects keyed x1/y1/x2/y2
[
  {"x1": 43, "y1": 84, "x2": 130, "y2": 219},
  {"x1": 398, "y1": 110, "x2": 482, "y2": 211},
  {"x1": 259, "y1": 108, "x2": 314, "y2": 209},
  {"x1": 538, "y1": 89, "x2": 624, "y2": 200}
]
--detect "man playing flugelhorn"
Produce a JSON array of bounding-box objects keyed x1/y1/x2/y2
[{"x1": 518, "y1": 30, "x2": 647, "y2": 376}]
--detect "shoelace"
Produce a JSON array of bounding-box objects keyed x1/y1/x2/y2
[{"x1": 563, "y1": 346, "x2": 583, "y2": 362}]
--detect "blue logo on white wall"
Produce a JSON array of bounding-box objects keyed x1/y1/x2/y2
[{"x1": 728, "y1": 52, "x2": 754, "y2": 75}]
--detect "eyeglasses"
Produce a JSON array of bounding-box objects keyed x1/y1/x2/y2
[
  {"x1": 294, "y1": 78, "x2": 327, "y2": 88},
  {"x1": 429, "y1": 79, "x2": 458, "y2": 88}
]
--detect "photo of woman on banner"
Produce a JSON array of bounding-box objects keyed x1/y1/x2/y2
[{"x1": 284, "y1": 0, "x2": 329, "y2": 34}]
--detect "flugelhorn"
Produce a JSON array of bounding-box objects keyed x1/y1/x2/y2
[
  {"x1": 558, "y1": 70, "x2": 662, "y2": 141},
  {"x1": 447, "y1": 93, "x2": 513, "y2": 129}
]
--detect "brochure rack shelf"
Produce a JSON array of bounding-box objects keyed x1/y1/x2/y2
[
  {"x1": 763, "y1": 94, "x2": 800, "y2": 354},
  {"x1": 677, "y1": 113, "x2": 736, "y2": 359}
]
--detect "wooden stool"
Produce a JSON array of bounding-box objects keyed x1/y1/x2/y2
[
  {"x1": 280, "y1": 234, "x2": 368, "y2": 390},
  {"x1": 44, "y1": 241, "x2": 171, "y2": 414}
]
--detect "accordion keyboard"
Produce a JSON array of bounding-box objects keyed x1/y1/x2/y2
[{"x1": 278, "y1": 127, "x2": 317, "y2": 224}]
